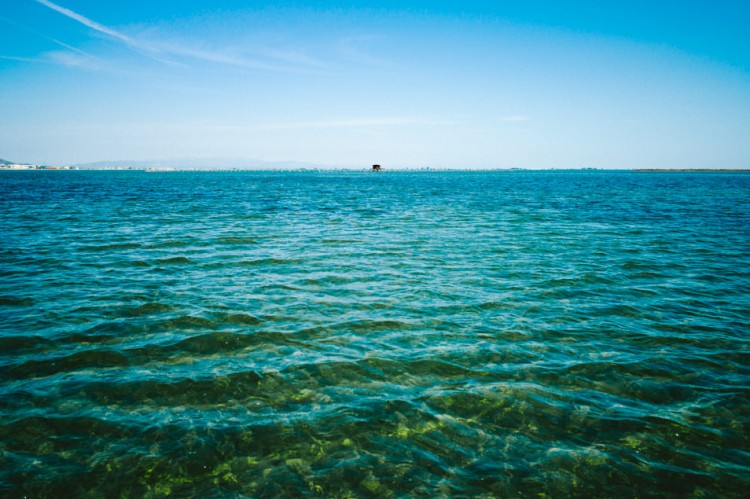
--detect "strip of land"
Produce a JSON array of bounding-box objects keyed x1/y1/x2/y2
[{"x1": 635, "y1": 169, "x2": 750, "y2": 172}]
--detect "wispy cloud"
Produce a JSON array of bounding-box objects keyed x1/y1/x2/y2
[
  {"x1": 1, "y1": 14, "x2": 97, "y2": 59},
  {"x1": 33, "y1": 0, "x2": 329, "y2": 72},
  {"x1": 34, "y1": 0, "x2": 134, "y2": 45},
  {"x1": 0, "y1": 13, "x2": 100, "y2": 68},
  {"x1": 248, "y1": 116, "x2": 462, "y2": 131},
  {"x1": 1, "y1": 52, "x2": 98, "y2": 70},
  {"x1": 141, "y1": 40, "x2": 297, "y2": 72},
  {"x1": 257, "y1": 47, "x2": 326, "y2": 68},
  {"x1": 35, "y1": 0, "x2": 187, "y2": 67},
  {"x1": 497, "y1": 115, "x2": 530, "y2": 122},
  {"x1": 337, "y1": 36, "x2": 389, "y2": 66},
  {"x1": 0, "y1": 55, "x2": 42, "y2": 63},
  {"x1": 44, "y1": 50, "x2": 100, "y2": 68}
]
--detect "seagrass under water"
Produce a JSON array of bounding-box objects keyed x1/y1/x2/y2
[{"x1": 1, "y1": 170, "x2": 749, "y2": 497}]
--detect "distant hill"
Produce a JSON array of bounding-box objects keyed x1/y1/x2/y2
[
  {"x1": 0, "y1": 158, "x2": 13, "y2": 165},
  {"x1": 72, "y1": 157, "x2": 336, "y2": 170}
]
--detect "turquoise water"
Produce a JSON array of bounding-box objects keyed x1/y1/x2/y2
[{"x1": 1, "y1": 170, "x2": 749, "y2": 497}]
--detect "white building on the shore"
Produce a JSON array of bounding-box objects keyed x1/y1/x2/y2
[
  {"x1": 0, "y1": 164, "x2": 76, "y2": 170},
  {"x1": 1, "y1": 163, "x2": 38, "y2": 170}
]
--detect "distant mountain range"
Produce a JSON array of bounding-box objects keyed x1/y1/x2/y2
[
  {"x1": 71, "y1": 157, "x2": 339, "y2": 170},
  {"x1": 1, "y1": 156, "x2": 352, "y2": 170}
]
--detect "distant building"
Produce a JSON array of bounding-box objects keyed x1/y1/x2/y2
[
  {"x1": 4, "y1": 164, "x2": 37, "y2": 170},
  {"x1": 372, "y1": 164, "x2": 382, "y2": 171}
]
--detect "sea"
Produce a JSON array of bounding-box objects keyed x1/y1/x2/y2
[{"x1": 1, "y1": 170, "x2": 749, "y2": 497}]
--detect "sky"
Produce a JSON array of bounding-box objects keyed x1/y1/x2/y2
[{"x1": 1, "y1": 0, "x2": 749, "y2": 169}]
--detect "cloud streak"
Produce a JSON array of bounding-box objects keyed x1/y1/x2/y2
[
  {"x1": 0, "y1": 55, "x2": 41, "y2": 63},
  {"x1": 143, "y1": 40, "x2": 301, "y2": 72},
  {"x1": 497, "y1": 115, "x2": 530, "y2": 122},
  {"x1": 33, "y1": 0, "x2": 330, "y2": 72},
  {"x1": 248, "y1": 117, "x2": 462, "y2": 131},
  {"x1": 34, "y1": 0, "x2": 134, "y2": 45},
  {"x1": 34, "y1": 0, "x2": 181, "y2": 66},
  {"x1": 0, "y1": 13, "x2": 100, "y2": 67}
]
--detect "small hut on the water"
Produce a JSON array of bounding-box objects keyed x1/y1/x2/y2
[{"x1": 372, "y1": 164, "x2": 382, "y2": 171}]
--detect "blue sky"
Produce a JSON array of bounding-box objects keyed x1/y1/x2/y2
[{"x1": 1, "y1": 0, "x2": 749, "y2": 168}]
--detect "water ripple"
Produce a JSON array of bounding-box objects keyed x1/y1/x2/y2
[{"x1": 1, "y1": 170, "x2": 749, "y2": 496}]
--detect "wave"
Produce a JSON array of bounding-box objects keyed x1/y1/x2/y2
[
  {"x1": 4, "y1": 349, "x2": 129, "y2": 379},
  {"x1": 76, "y1": 242, "x2": 142, "y2": 252},
  {"x1": 121, "y1": 302, "x2": 173, "y2": 316},
  {"x1": 80, "y1": 370, "x2": 264, "y2": 406},
  {"x1": 2, "y1": 170, "x2": 750, "y2": 497},
  {"x1": 216, "y1": 236, "x2": 258, "y2": 245},
  {"x1": 237, "y1": 258, "x2": 302, "y2": 266},
  {"x1": 154, "y1": 256, "x2": 195, "y2": 265},
  {"x1": 0, "y1": 295, "x2": 35, "y2": 306}
]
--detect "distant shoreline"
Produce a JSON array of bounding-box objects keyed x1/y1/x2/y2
[
  {"x1": 634, "y1": 169, "x2": 750, "y2": 173},
  {"x1": 3, "y1": 166, "x2": 750, "y2": 173}
]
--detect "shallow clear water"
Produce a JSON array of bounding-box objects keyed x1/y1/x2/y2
[{"x1": 1, "y1": 170, "x2": 749, "y2": 497}]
